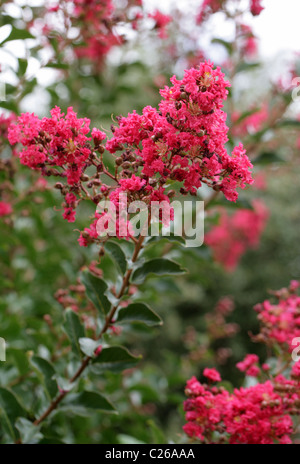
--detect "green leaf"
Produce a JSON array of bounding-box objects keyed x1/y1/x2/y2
[
  {"x1": 45, "y1": 62, "x2": 69, "y2": 70},
  {"x1": 79, "y1": 337, "x2": 98, "y2": 357},
  {"x1": 236, "y1": 62, "x2": 260, "y2": 73},
  {"x1": 63, "y1": 391, "x2": 116, "y2": 414},
  {"x1": 10, "y1": 348, "x2": 29, "y2": 376},
  {"x1": 131, "y1": 258, "x2": 186, "y2": 284},
  {"x1": 92, "y1": 346, "x2": 141, "y2": 373},
  {"x1": 15, "y1": 418, "x2": 43, "y2": 444},
  {"x1": 0, "y1": 388, "x2": 27, "y2": 440},
  {"x1": 147, "y1": 419, "x2": 166, "y2": 444},
  {"x1": 81, "y1": 270, "x2": 110, "y2": 317},
  {"x1": 18, "y1": 58, "x2": 28, "y2": 76},
  {"x1": 105, "y1": 241, "x2": 127, "y2": 275},
  {"x1": 63, "y1": 309, "x2": 85, "y2": 357},
  {"x1": 117, "y1": 434, "x2": 146, "y2": 444},
  {"x1": 1, "y1": 26, "x2": 35, "y2": 44},
  {"x1": 211, "y1": 38, "x2": 233, "y2": 55},
  {"x1": 233, "y1": 107, "x2": 260, "y2": 125},
  {"x1": 276, "y1": 119, "x2": 300, "y2": 128},
  {"x1": 30, "y1": 356, "x2": 58, "y2": 400},
  {"x1": 253, "y1": 151, "x2": 284, "y2": 165},
  {"x1": 117, "y1": 302, "x2": 162, "y2": 327}
]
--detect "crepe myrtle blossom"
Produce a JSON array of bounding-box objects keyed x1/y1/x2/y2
[
  {"x1": 183, "y1": 373, "x2": 293, "y2": 444},
  {"x1": 205, "y1": 199, "x2": 269, "y2": 271},
  {"x1": 197, "y1": 0, "x2": 264, "y2": 24},
  {"x1": 250, "y1": 0, "x2": 264, "y2": 16},
  {"x1": 253, "y1": 280, "x2": 300, "y2": 351},
  {"x1": 9, "y1": 62, "x2": 253, "y2": 244},
  {"x1": 31, "y1": 0, "x2": 172, "y2": 66},
  {"x1": 0, "y1": 201, "x2": 12, "y2": 217},
  {"x1": 183, "y1": 283, "x2": 300, "y2": 444}
]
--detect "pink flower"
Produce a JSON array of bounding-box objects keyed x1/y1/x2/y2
[
  {"x1": 203, "y1": 368, "x2": 221, "y2": 382},
  {"x1": 0, "y1": 201, "x2": 12, "y2": 217},
  {"x1": 236, "y1": 354, "x2": 259, "y2": 373},
  {"x1": 206, "y1": 200, "x2": 269, "y2": 271},
  {"x1": 91, "y1": 128, "x2": 106, "y2": 143},
  {"x1": 250, "y1": 0, "x2": 264, "y2": 16}
]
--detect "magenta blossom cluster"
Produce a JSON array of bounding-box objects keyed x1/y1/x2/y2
[
  {"x1": 205, "y1": 199, "x2": 269, "y2": 271},
  {"x1": 8, "y1": 107, "x2": 94, "y2": 186},
  {"x1": 254, "y1": 280, "x2": 300, "y2": 351},
  {"x1": 197, "y1": 0, "x2": 264, "y2": 24},
  {"x1": 9, "y1": 62, "x2": 253, "y2": 244},
  {"x1": 250, "y1": 0, "x2": 264, "y2": 16},
  {"x1": 183, "y1": 372, "x2": 294, "y2": 444},
  {"x1": 106, "y1": 61, "x2": 253, "y2": 201}
]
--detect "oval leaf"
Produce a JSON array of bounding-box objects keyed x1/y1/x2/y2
[
  {"x1": 81, "y1": 270, "x2": 110, "y2": 316},
  {"x1": 131, "y1": 258, "x2": 186, "y2": 284},
  {"x1": 63, "y1": 391, "x2": 116, "y2": 414},
  {"x1": 30, "y1": 356, "x2": 58, "y2": 400},
  {"x1": 117, "y1": 303, "x2": 162, "y2": 327},
  {"x1": 0, "y1": 388, "x2": 27, "y2": 440},
  {"x1": 92, "y1": 346, "x2": 141, "y2": 373},
  {"x1": 105, "y1": 241, "x2": 127, "y2": 275},
  {"x1": 63, "y1": 309, "x2": 85, "y2": 357}
]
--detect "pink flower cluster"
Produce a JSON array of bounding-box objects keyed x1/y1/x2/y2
[
  {"x1": 184, "y1": 283, "x2": 300, "y2": 444},
  {"x1": 107, "y1": 61, "x2": 253, "y2": 201},
  {"x1": 205, "y1": 199, "x2": 269, "y2": 271},
  {"x1": 183, "y1": 373, "x2": 293, "y2": 444},
  {"x1": 236, "y1": 353, "x2": 261, "y2": 377},
  {"x1": 37, "y1": 1, "x2": 171, "y2": 66},
  {"x1": 0, "y1": 201, "x2": 12, "y2": 217},
  {"x1": 231, "y1": 103, "x2": 268, "y2": 137},
  {"x1": 8, "y1": 107, "x2": 92, "y2": 185},
  {"x1": 254, "y1": 280, "x2": 300, "y2": 351},
  {"x1": 197, "y1": 0, "x2": 224, "y2": 24},
  {"x1": 250, "y1": 0, "x2": 264, "y2": 16},
  {"x1": 206, "y1": 296, "x2": 239, "y2": 340},
  {"x1": 148, "y1": 10, "x2": 172, "y2": 39},
  {"x1": 197, "y1": 0, "x2": 264, "y2": 24},
  {"x1": 9, "y1": 63, "x2": 253, "y2": 243}
]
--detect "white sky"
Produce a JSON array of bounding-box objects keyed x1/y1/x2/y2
[{"x1": 253, "y1": 0, "x2": 300, "y2": 57}]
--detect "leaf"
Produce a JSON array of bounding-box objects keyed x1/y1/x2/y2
[
  {"x1": 147, "y1": 419, "x2": 166, "y2": 444},
  {"x1": 211, "y1": 38, "x2": 233, "y2": 54},
  {"x1": 117, "y1": 303, "x2": 162, "y2": 327},
  {"x1": 105, "y1": 241, "x2": 127, "y2": 275},
  {"x1": 79, "y1": 337, "x2": 98, "y2": 357},
  {"x1": 63, "y1": 309, "x2": 85, "y2": 357},
  {"x1": 117, "y1": 434, "x2": 146, "y2": 444},
  {"x1": 276, "y1": 119, "x2": 300, "y2": 128},
  {"x1": 1, "y1": 26, "x2": 35, "y2": 44},
  {"x1": 63, "y1": 391, "x2": 116, "y2": 414},
  {"x1": 92, "y1": 346, "x2": 141, "y2": 373},
  {"x1": 15, "y1": 418, "x2": 43, "y2": 444},
  {"x1": 45, "y1": 62, "x2": 69, "y2": 70},
  {"x1": 0, "y1": 388, "x2": 27, "y2": 440},
  {"x1": 233, "y1": 107, "x2": 260, "y2": 125},
  {"x1": 10, "y1": 348, "x2": 29, "y2": 376},
  {"x1": 18, "y1": 58, "x2": 28, "y2": 76},
  {"x1": 253, "y1": 151, "x2": 284, "y2": 165},
  {"x1": 236, "y1": 62, "x2": 260, "y2": 73},
  {"x1": 81, "y1": 270, "x2": 110, "y2": 317},
  {"x1": 30, "y1": 356, "x2": 58, "y2": 399},
  {"x1": 131, "y1": 258, "x2": 186, "y2": 284}
]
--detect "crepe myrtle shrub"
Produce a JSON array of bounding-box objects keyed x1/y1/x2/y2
[{"x1": 1, "y1": 62, "x2": 253, "y2": 443}]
